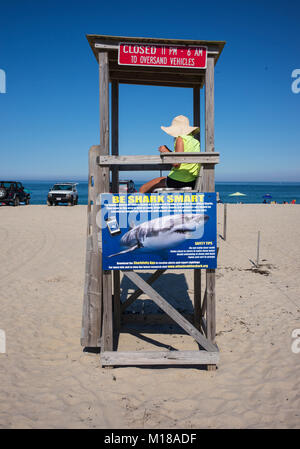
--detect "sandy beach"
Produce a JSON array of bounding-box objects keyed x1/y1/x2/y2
[{"x1": 0, "y1": 204, "x2": 299, "y2": 429}]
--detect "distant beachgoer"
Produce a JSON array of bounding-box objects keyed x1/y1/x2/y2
[
  {"x1": 139, "y1": 115, "x2": 200, "y2": 193},
  {"x1": 291, "y1": 199, "x2": 296, "y2": 204}
]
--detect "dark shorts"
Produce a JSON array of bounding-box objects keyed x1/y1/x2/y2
[{"x1": 166, "y1": 176, "x2": 196, "y2": 189}]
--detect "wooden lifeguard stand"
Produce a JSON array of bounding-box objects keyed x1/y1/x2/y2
[{"x1": 81, "y1": 35, "x2": 225, "y2": 368}]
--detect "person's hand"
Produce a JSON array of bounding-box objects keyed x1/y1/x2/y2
[{"x1": 158, "y1": 145, "x2": 171, "y2": 153}]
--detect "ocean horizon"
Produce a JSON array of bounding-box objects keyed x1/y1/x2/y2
[{"x1": 2, "y1": 180, "x2": 300, "y2": 205}]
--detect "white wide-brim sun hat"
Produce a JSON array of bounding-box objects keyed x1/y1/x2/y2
[{"x1": 161, "y1": 115, "x2": 199, "y2": 138}]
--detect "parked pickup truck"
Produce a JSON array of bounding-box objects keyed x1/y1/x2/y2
[{"x1": 47, "y1": 183, "x2": 78, "y2": 206}]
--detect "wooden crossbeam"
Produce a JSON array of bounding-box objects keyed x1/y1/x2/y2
[
  {"x1": 98, "y1": 153, "x2": 219, "y2": 166},
  {"x1": 101, "y1": 350, "x2": 219, "y2": 366},
  {"x1": 121, "y1": 269, "x2": 166, "y2": 313},
  {"x1": 123, "y1": 271, "x2": 218, "y2": 352}
]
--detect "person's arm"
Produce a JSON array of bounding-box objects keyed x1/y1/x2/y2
[
  {"x1": 158, "y1": 138, "x2": 184, "y2": 167},
  {"x1": 173, "y1": 136, "x2": 184, "y2": 168}
]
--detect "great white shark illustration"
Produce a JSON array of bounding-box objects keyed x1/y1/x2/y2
[{"x1": 108, "y1": 213, "x2": 209, "y2": 258}]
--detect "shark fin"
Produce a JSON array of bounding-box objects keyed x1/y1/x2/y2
[{"x1": 108, "y1": 244, "x2": 139, "y2": 258}]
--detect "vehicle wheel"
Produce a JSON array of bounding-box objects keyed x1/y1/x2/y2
[
  {"x1": 13, "y1": 196, "x2": 20, "y2": 207},
  {"x1": 0, "y1": 187, "x2": 7, "y2": 200},
  {"x1": 47, "y1": 200, "x2": 52, "y2": 206},
  {"x1": 52, "y1": 201, "x2": 57, "y2": 206},
  {"x1": 25, "y1": 198, "x2": 30, "y2": 205},
  {"x1": 68, "y1": 199, "x2": 74, "y2": 206}
]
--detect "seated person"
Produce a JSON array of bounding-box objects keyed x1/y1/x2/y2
[{"x1": 139, "y1": 115, "x2": 200, "y2": 193}]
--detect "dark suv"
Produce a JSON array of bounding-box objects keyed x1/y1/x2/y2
[{"x1": 0, "y1": 181, "x2": 30, "y2": 206}]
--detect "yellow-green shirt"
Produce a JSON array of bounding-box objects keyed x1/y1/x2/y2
[{"x1": 168, "y1": 135, "x2": 200, "y2": 183}]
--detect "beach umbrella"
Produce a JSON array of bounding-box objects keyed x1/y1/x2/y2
[{"x1": 229, "y1": 192, "x2": 246, "y2": 196}]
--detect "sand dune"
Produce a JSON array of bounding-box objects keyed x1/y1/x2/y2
[{"x1": 0, "y1": 204, "x2": 299, "y2": 428}]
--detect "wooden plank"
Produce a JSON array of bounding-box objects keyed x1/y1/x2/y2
[
  {"x1": 121, "y1": 269, "x2": 166, "y2": 313},
  {"x1": 99, "y1": 51, "x2": 113, "y2": 353},
  {"x1": 202, "y1": 164, "x2": 215, "y2": 191},
  {"x1": 116, "y1": 79, "x2": 199, "y2": 89},
  {"x1": 193, "y1": 86, "x2": 200, "y2": 143},
  {"x1": 113, "y1": 271, "x2": 121, "y2": 334},
  {"x1": 205, "y1": 56, "x2": 215, "y2": 153},
  {"x1": 206, "y1": 269, "x2": 216, "y2": 342},
  {"x1": 99, "y1": 153, "x2": 220, "y2": 166},
  {"x1": 201, "y1": 290, "x2": 207, "y2": 316},
  {"x1": 109, "y1": 70, "x2": 205, "y2": 85},
  {"x1": 223, "y1": 203, "x2": 227, "y2": 241},
  {"x1": 102, "y1": 270, "x2": 113, "y2": 351},
  {"x1": 204, "y1": 56, "x2": 216, "y2": 345},
  {"x1": 193, "y1": 86, "x2": 202, "y2": 191},
  {"x1": 101, "y1": 350, "x2": 219, "y2": 366},
  {"x1": 194, "y1": 269, "x2": 201, "y2": 331},
  {"x1": 111, "y1": 81, "x2": 119, "y2": 193},
  {"x1": 201, "y1": 317, "x2": 207, "y2": 336},
  {"x1": 104, "y1": 164, "x2": 213, "y2": 172},
  {"x1": 123, "y1": 271, "x2": 218, "y2": 352},
  {"x1": 81, "y1": 145, "x2": 104, "y2": 347},
  {"x1": 109, "y1": 164, "x2": 175, "y2": 171},
  {"x1": 99, "y1": 51, "x2": 109, "y2": 153},
  {"x1": 95, "y1": 42, "x2": 221, "y2": 56}
]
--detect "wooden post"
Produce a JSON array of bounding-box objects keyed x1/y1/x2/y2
[
  {"x1": 99, "y1": 52, "x2": 113, "y2": 354},
  {"x1": 256, "y1": 231, "x2": 260, "y2": 267},
  {"x1": 111, "y1": 81, "x2": 119, "y2": 193},
  {"x1": 193, "y1": 86, "x2": 200, "y2": 144},
  {"x1": 223, "y1": 203, "x2": 227, "y2": 241},
  {"x1": 205, "y1": 57, "x2": 214, "y2": 153},
  {"x1": 204, "y1": 57, "x2": 216, "y2": 371},
  {"x1": 111, "y1": 81, "x2": 121, "y2": 336},
  {"x1": 193, "y1": 85, "x2": 202, "y2": 330},
  {"x1": 81, "y1": 146, "x2": 104, "y2": 347}
]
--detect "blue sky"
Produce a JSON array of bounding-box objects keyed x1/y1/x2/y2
[{"x1": 0, "y1": 0, "x2": 299, "y2": 182}]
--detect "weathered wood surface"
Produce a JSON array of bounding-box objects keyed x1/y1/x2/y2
[
  {"x1": 102, "y1": 270, "x2": 113, "y2": 351},
  {"x1": 204, "y1": 55, "x2": 216, "y2": 345},
  {"x1": 193, "y1": 86, "x2": 200, "y2": 143},
  {"x1": 111, "y1": 81, "x2": 121, "y2": 334},
  {"x1": 111, "y1": 81, "x2": 119, "y2": 194},
  {"x1": 123, "y1": 271, "x2": 218, "y2": 352},
  {"x1": 98, "y1": 153, "x2": 219, "y2": 166},
  {"x1": 112, "y1": 79, "x2": 199, "y2": 89},
  {"x1": 94, "y1": 41, "x2": 222, "y2": 56},
  {"x1": 99, "y1": 51, "x2": 113, "y2": 353},
  {"x1": 113, "y1": 271, "x2": 121, "y2": 334},
  {"x1": 223, "y1": 203, "x2": 227, "y2": 241},
  {"x1": 101, "y1": 350, "x2": 219, "y2": 366},
  {"x1": 206, "y1": 269, "x2": 216, "y2": 342},
  {"x1": 194, "y1": 269, "x2": 202, "y2": 331},
  {"x1": 99, "y1": 52, "x2": 109, "y2": 153},
  {"x1": 121, "y1": 269, "x2": 166, "y2": 313},
  {"x1": 205, "y1": 56, "x2": 215, "y2": 153},
  {"x1": 122, "y1": 313, "x2": 194, "y2": 325},
  {"x1": 109, "y1": 70, "x2": 205, "y2": 86},
  {"x1": 81, "y1": 145, "x2": 105, "y2": 347}
]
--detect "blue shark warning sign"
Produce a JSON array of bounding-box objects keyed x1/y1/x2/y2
[{"x1": 99, "y1": 192, "x2": 217, "y2": 270}]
